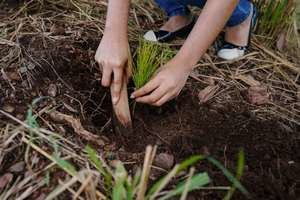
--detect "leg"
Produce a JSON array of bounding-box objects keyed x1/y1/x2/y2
[
  {"x1": 154, "y1": 0, "x2": 190, "y2": 17},
  {"x1": 218, "y1": 0, "x2": 255, "y2": 60},
  {"x1": 225, "y1": 0, "x2": 253, "y2": 46},
  {"x1": 154, "y1": 0, "x2": 206, "y2": 32}
]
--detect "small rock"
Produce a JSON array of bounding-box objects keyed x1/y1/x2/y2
[
  {"x1": 0, "y1": 173, "x2": 13, "y2": 189},
  {"x1": 3, "y1": 104, "x2": 15, "y2": 113},
  {"x1": 47, "y1": 84, "x2": 57, "y2": 97},
  {"x1": 154, "y1": 153, "x2": 174, "y2": 170},
  {"x1": 9, "y1": 161, "x2": 25, "y2": 172}
]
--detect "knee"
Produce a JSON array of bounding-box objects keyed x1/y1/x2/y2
[{"x1": 226, "y1": 0, "x2": 252, "y2": 27}]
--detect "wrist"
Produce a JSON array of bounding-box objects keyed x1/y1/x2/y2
[
  {"x1": 169, "y1": 57, "x2": 193, "y2": 74},
  {"x1": 172, "y1": 54, "x2": 196, "y2": 72}
]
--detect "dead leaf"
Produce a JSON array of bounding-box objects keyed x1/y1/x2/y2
[
  {"x1": 198, "y1": 85, "x2": 219, "y2": 104},
  {"x1": 3, "y1": 104, "x2": 15, "y2": 113},
  {"x1": 247, "y1": 85, "x2": 270, "y2": 105},
  {"x1": 276, "y1": 33, "x2": 286, "y2": 51},
  {"x1": 233, "y1": 74, "x2": 261, "y2": 87},
  {"x1": 49, "y1": 111, "x2": 105, "y2": 146},
  {"x1": 47, "y1": 84, "x2": 57, "y2": 97},
  {"x1": 9, "y1": 161, "x2": 25, "y2": 172},
  {"x1": 0, "y1": 173, "x2": 13, "y2": 189},
  {"x1": 154, "y1": 153, "x2": 174, "y2": 170}
]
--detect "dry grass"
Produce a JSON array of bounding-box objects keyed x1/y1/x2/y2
[{"x1": 0, "y1": 0, "x2": 299, "y2": 199}]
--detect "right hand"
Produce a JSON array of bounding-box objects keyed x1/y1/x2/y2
[{"x1": 95, "y1": 33, "x2": 129, "y2": 104}]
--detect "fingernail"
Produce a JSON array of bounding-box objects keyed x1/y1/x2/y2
[{"x1": 130, "y1": 94, "x2": 135, "y2": 99}]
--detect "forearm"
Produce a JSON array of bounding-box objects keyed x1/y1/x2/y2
[
  {"x1": 104, "y1": 0, "x2": 131, "y2": 38},
  {"x1": 174, "y1": 0, "x2": 239, "y2": 69}
]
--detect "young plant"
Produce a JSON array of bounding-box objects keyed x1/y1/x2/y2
[
  {"x1": 85, "y1": 145, "x2": 249, "y2": 200},
  {"x1": 133, "y1": 39, "x2": 174, "y2": 89}
]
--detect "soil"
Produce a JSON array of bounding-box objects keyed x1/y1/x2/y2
[{"x1": 1, "y1": 34, "x2": 300, "y2": 200}]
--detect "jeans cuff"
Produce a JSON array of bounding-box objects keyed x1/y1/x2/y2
[
  {"x1": 226, "y1": 4, "x2": 252, "y2": 27},
  {"x1": 167, "y1": 7, "x2": 190, "y2": 18}
]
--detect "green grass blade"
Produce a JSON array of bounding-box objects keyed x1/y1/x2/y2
[
  {"x1": 52, "y1": 154, "x2": 77, "y2": 177},
  {"x1": 159, "y1": 172, "x2": 211, "y2": 200},
  {"x1": 84, "y1": 145, "x2": 113, "y2": 195},
  {"x1": 223, "y1": 150, "x2": 246, "y2": 200},
  {"x1": 85, "y1": 145, "x2": 106, "y2": 174},
  {"x1": 147, "y1": 155, "x2": 205, "y2": 197},
  {"x1": 177, "y1": 155, "x2": 205, "y2": 172},
  {"x1": 112, "y1": 162, "x2": 128, "y2": 200},
  {"x1": 206, "y1": 156, "x2": 249, "y2": 196}
]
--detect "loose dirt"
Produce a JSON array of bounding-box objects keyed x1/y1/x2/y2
[{"x1": 1, "y1": 33, "x2": 299, "y2": 200}]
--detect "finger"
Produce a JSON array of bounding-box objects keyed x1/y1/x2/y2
[
  {"x1": 111, "y1": 68, "x2": 123, "y2": 104},
  {"x1": 98, "y1": 62, "x2": 103, "y2": 72},
  {"x1": 135, "y1": 86, "x2": 166, "y2": 104},
  {"x1": 153, "y1": 93, "x2": 174, "y2": 107},
  {"x1": 131, "y1": 78, "x2": 160, "y2": 98},
  {"x1": 101, "y1": 67, "x2": 112, "y2": 87}
]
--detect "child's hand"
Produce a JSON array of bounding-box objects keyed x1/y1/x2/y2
[
  {"x1": 95, "y1": 33, "x2": 129, "y2": 104},
  {"x1": 131, "y1": 59, "x2": 191, "y2": 106}
]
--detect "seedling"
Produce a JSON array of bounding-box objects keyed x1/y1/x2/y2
[{"x1": 133, "y1": 39, "x2": 175, "y2": 89}]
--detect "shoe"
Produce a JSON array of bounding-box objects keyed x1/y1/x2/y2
[
  {"x1": 217, "y1": 5, "x2": 258, "y2": 60},
  {"x1": 144, "y1": 16, "x2": 196, "y2": 42}
]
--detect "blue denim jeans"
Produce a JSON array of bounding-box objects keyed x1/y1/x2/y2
[{"x1": 154, "y1": 0, "x2": 252, "y2": 27}]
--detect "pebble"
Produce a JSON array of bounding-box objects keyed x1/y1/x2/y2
[
  {"x1": 154, "y1": 153, "x2": 174, "y2": 170},
  {"x1": 3, "y1": 104, "x2": 15, "y2": 113},
  {"x1": 47, "y1": 84, "x2": 57, "y2": 97}
]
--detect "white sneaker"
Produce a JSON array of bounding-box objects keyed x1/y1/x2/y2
[{"x1": 217, "y1": 42, "x2": 247, "y2": 60}]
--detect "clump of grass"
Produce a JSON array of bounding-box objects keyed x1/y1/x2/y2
[
  {"x1": 133, "y1": 39, "x2": 174, "y2": 89},
  {"x1": 84, "y1": 145, "x2": 249, "y2": 200},
  {"x1": 254, "y1": 0, "x2": 296, "y2": 46}
]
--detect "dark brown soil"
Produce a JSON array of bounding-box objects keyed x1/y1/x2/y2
[{"x1": 1, "y1": 34, "x2": 299, "y2": 200}]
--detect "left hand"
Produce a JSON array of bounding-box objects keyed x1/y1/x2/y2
[{"x1": 131, "y1": 59, "x2": 192, "y2": 106}]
